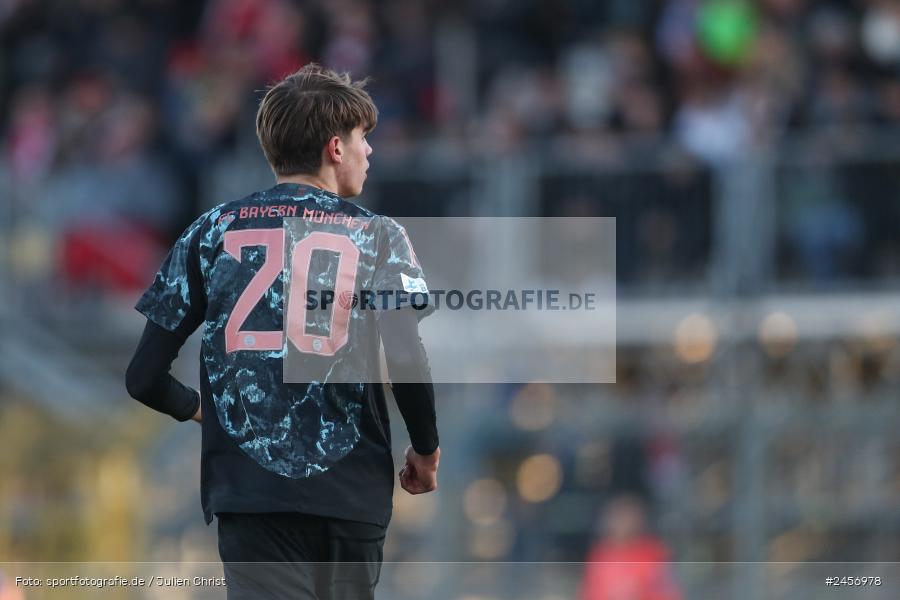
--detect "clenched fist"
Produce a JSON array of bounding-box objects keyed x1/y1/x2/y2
[{"x1": 399, "y1": 446, "x2": 440, "y2": 494}]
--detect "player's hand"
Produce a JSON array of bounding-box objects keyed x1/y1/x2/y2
[{"x1": 399, "y1": 445, "x2": 439, "y2": 495}]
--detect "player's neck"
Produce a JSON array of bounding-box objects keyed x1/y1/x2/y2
[{"x1": 277, "y1": 172, "x2": 339, "y2": 195}]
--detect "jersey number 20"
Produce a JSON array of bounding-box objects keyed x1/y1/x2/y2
[{"x1": 223, "y1": 228, "x2": 360, "y2": 356}]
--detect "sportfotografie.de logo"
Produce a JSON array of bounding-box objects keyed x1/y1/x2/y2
[{"x1": 308, "y1": 288, "x2": 598, "y2": 312}]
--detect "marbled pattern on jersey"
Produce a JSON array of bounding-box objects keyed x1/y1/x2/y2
[{"x1": 135, "y1": 214, "x2": 206, "y2": 331}]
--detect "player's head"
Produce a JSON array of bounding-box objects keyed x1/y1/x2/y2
[{"x1": 256, "y1": 64, "x2": 377, "y2": 197}]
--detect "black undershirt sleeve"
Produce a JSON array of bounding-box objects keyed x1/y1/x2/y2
[
  {"x1": 377, "y1": 309, "x2": 439, "y2": 455},
  {"x1": 125, "y1": 319, "x2": 200, "y2": 422}
]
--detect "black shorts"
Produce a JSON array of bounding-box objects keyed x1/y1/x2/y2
[{"x1": 217, "y1": 512, "x2": 386, "y2": 600}]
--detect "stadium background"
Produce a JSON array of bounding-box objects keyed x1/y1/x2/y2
[{"x1": 1, "y1": 0, "x2": 900, "y2": 598}]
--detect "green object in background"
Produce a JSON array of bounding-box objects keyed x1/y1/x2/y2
[{"x1": 697, "y1": 0, "x2": 758, "y2": 66}]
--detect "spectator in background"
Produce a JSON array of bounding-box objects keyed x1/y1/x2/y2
[
  {"x1": 581, "y1": 495, "x2": 681, "y2": 600},
  {"x1": 38, "y1": 87, "x2": 178, "y2": 294},
  {"x1": 782, "y1": 171, "x2": 863, "y2": 283},
  {"x1": 5, "y1": 83, "x2": 56, "y2": 187}
]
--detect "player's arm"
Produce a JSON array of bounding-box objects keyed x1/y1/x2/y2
[
  {"x1": 126, "y1": 320, "x2": 201, "y2": 423},
  {"x1": 129, "y1": 211, "x2": 208, "y2": 423},
  {"x1": 378, "y1": 308, "x2": 439, "y2": 493}
]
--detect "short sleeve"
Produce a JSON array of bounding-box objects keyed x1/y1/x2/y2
[
  {"x1": 372, "y1": 217, "x2": 435, "y2": 321},
  {"x1": 135, "y1": 214, "x2": 208, "y2": 338}
]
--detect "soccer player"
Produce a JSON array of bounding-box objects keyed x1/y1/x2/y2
[{"x1": 125, "y1": 64, "x2": 440, "y2": 600}]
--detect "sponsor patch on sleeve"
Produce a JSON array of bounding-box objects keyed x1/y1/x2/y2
[{"x1": 401, "y1": 272, "x2": 429, "y2": 294}]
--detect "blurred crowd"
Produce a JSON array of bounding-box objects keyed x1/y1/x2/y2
[{"x1": 0, "y1": 0, "x2": 894, "y2": 299}]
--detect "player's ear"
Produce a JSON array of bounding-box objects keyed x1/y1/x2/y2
[{"x1": 325, "y1": 135, "x2": 343, "y2": 164}]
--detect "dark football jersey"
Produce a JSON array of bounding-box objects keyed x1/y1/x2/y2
[{"x1": 135, "y1": 182, "x2": 431, "y2": 526}]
